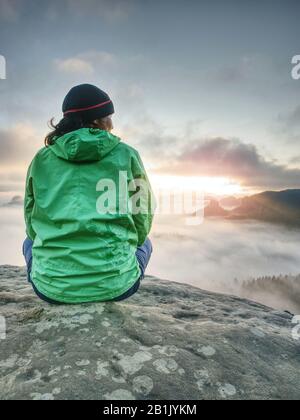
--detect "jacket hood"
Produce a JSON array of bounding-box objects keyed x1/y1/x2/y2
[{"x1": 50, "y1": 128, "x2": 121, "y2": 162}]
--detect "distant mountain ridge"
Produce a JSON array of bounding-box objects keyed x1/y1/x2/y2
[
  {"x1": 205, "y1": 189, "x2": 300, "y2": 226},
  {"x1": 0, "y1": 195, "x2": 23, "y2": 208}
]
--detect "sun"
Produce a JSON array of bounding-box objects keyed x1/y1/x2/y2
[{"x1": 150, "y1": 174, "x2": 243, "y2": 196}]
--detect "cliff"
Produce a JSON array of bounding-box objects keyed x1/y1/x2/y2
[{"x1": 0, "y1": 266, "x2": 299, "y2": 400}]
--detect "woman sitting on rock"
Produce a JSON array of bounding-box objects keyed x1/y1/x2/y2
[{"x1": 22, "y1": 84, "x2": 155, "y2": 304}]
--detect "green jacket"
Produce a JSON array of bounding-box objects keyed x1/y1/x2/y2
[{"x1": 24, "y1": 128, "x2": 155, "y2": 303}]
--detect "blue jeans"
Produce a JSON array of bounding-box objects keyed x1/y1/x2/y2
[{"x1": 22, "y1": 238, "x2": 153, "y2": 304}]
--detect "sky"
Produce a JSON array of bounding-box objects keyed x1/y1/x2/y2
[{"x1": 0, "y1": 0, "x2": 300, "y2": 199}]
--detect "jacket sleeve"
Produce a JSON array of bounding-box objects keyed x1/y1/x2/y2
[
  {"x1": 130, "y1": 151, "x2": 156, "y2": 246},
  {"x1": 24, "y1": 161, "x2": 36, "y2": 241}
]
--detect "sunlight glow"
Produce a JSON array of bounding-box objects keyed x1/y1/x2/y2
[{"x1": 150, "y1": 174, "x2": 243, "y2": 196}]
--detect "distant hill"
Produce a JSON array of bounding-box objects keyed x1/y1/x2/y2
[
  {"x1": 219, "y1": 196, "x2": 241, "y2": 210},
  {"x1": 204, "y1": 199, "x2": 229, "y2": 217},
  {"x1": 240, "y1": 274, "x2": 300, "y2": 314},
  {"x1": 228, "y1": 190, "x2": 300, "y2": 226},
  {"x1": 1, "y1": 195, "x2": 24, "y2": 208},
  {"x1": 203, "y1": 190, "x2": 300, "y2": 226}
]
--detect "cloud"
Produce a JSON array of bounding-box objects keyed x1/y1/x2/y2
[
  {"x1": 278, "y1": 104, "x2": 300, "y2": 143},
  {"x1": 0, "y1": 0, "x2": 133, "y2": 23},
  {"x1": 0, "y1": 0, "x2": 23, "y2": 22},
  {"x1": 149, "y1": 216, "x2": 300, "y2": 313},
  {"x1": 289, "y1": 155, "x2": 300, "y2": 165},
  {"x1": 0, "y1": 124, "x2": 41, "y2": 165},
  {"x1": 54, "y1": 51, "x2": 118, "y2": 75},
  {"x1": 0, "y1": 206, "x2": 25, "y2": 265},
  {"x1": 279, "y1": 105, "x2": 300, "y2": 128},
  {"x1": 115, "y1": 113, "x2": 183, "y2": 168},
  {"x1": 54, "y1": 58, "x2": 95, "y2": 75},
  {"x1": 210, "y1": 65, "x2": 246, "y2": 84},
  {"x1": 209, "y1": 54, "x2": 268, "y2": 84},
  {"x1": 1, "y1": 117, "x2": 299, "y2": 193},
  {"x1": 0, "y1": 183, "x2": 24, "y2": 193},
  {"x1": 0, "y1": 124, "x2": 44, "y2": 195},
  {"x1": 156, "y1": 137, "x2": 300, "y2": 189},
  {"x1": 0, "y1": 169, "x2": 25, "y2": 194},
  {"x1": 276, "y1": 104, "x2": 300, "y2": 145},
  {"x1": 66, "y1": 0, "x2": 133, "y2": 22}
]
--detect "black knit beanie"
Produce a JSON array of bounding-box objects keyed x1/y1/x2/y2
[{"x1": 62, "y1": 84, "x2": 115, "y2": 123}]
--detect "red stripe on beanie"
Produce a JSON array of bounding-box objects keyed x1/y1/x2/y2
[{"x1": 63, "y1": 100, "x2": 112, "y2": 116}]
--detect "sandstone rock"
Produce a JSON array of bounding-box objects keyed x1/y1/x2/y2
[{"x1": 0, "y1": 266, "x2": 299, "y2": 400}]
